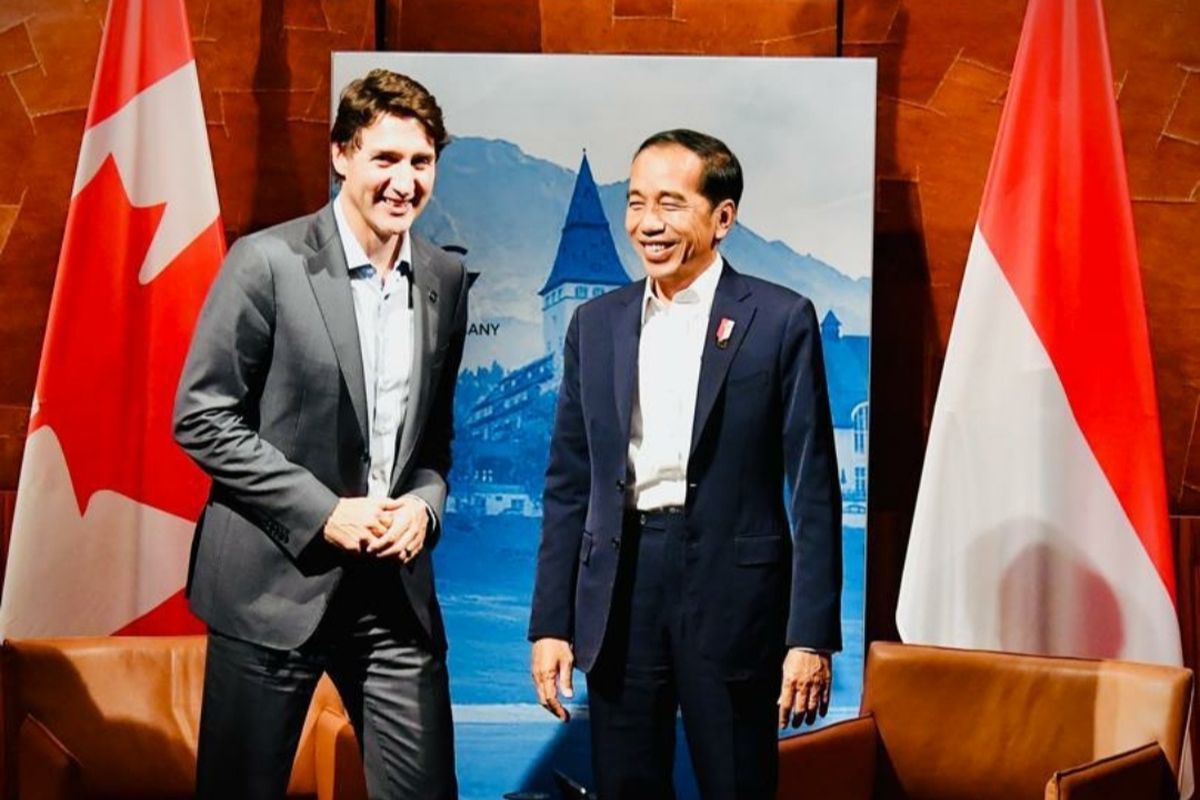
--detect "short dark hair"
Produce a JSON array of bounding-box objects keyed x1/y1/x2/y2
[
  {"x1": 330, "y1": 68, "x2": 449, "y2": 156},
  {"x1": 634, "y1": 129, "x2": 743, "y2": 207}
]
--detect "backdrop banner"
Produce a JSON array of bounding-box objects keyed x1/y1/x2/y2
[{"x1": 333, "y1": 52, "x2": 876, "y2": 799}]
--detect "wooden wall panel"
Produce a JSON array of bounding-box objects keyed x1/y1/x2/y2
[
  {"x1": 194, "y1": 0, "x2": 376, "y2": 235},
  {"x1": 387, "y1": 0, "x2": 542, "y2": 52},
  {"x1": 538, "y1": 0, "x2": 836, "y2": 55},
  {"x1": 0, "y1": 2, "x2": 102, "y2": 471}
]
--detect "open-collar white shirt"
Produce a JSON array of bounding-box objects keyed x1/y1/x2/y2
[
  {"x1": 334, "y1": 192, "x2": 414, "y2": 500},
  {"x1": 627, "y1": 253, "x2": 724, "y2": 511}
]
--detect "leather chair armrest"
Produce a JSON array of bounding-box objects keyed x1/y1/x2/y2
[
  {"x1": 18, "y1": 714, "x2": 81, "y2": 800},
  {"x1": 778, "y1": 715, "x2": 878, "y2": 800},
  {"x1": 313, "y1": 706, "x2": 367, "y2": 800},
  {"x1": 1045, "y1": 742, "x2": 1177, "y2": 800}
]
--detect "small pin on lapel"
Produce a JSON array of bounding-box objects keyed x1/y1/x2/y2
[
  {"x1": 715, "y1": 317, "x2": 735, "y2": 349},
  {"x1": 429, "y1": 289, "x2": 438, "y2": 303}
]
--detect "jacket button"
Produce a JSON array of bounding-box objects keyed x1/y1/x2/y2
[
  {"x1": 611, "y1": 537, "x2": 620, "y2": 550},
  {"x1": 616, "y1": 479, "x2": 626, "y2": 492}
]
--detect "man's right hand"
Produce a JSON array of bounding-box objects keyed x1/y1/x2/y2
[
  {"x1": 531, "y1": 637, "x2": 574, "y2": 722},
  {"x1": 322, "y1": 497, "x2": 401, "y2": 553}
]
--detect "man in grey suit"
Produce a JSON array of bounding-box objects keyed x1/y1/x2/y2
[{"x1": 174, "y1": 69, "x2": 466, "y2": 799}]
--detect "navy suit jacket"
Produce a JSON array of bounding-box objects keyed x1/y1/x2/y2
[{"x1": 529, "y1": 263, "x2": 842, "y2": 680}]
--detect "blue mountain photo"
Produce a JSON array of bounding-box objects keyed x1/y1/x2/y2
[{"x1": 416, "y1": 137, "x2": 870, "y2": 371}]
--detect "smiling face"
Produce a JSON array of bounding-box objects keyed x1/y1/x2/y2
[
  {"x1": 625, "y1": 143, "x2": 737, "y2": 299},
  {"x1": 331, "y1": 112, "x2": 437, "y2": 252}
]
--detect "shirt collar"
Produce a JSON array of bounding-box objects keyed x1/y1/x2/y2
[
  {"x1": 642, "y1": 252, "x2": 724, "y2": 324},
  {"x1": 333, "y1": 191, "x2": 412, "y2": 277}
]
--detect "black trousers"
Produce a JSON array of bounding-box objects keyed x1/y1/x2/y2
[
  {"x1": 586, "y1": 510, "x2": 778, "y2": 800},
  {"x1": 195, "y1": 563, "x2": 457, "y2": 800}
]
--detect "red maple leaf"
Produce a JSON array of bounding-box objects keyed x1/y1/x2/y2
[
  {"x1": 30, "y1": 155, "x2": 221, "y2": 524},
  {"x1": 115, "y1": 590, "x2": 205, "y2": 635}
]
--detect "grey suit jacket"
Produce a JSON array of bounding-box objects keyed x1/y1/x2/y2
[{"x1": 174, "y1": 203, "x2": 468, "y2": 652}]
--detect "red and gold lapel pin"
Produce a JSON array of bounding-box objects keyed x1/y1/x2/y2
[{"x1": 715, "y1": 317, "x2": 735, "y2": 349}]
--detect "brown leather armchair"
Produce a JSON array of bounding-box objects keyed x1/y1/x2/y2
[
  {"x1": 779, "y1": 642, "x2": 1192, "y2": 800},
  {"x1": 0, "y1": 635, "x2": 368, "y2": 800}
]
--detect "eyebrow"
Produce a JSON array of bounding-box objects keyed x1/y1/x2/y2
[
  {"x1": 367, "y1": 146, "x2": 435, "y2": 158},
  {"x1": 626, "y1": 189, "x2": 688, "y2": 202}
]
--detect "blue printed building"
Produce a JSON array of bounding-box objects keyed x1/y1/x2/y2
[
  {"x1": 453, "y1": 154, "x2": 630, "y2": 515},
  {"x1": 821, "y1": 309, "x2": 870, "y2": 526}
]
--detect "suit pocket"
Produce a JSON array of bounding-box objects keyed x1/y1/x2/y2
[
  {"x1": 734, "y1": 535, "x2": 784, "y2": 566},
  {"x1": 579, "y1": 532, "x2": 594, "y2": 565}
]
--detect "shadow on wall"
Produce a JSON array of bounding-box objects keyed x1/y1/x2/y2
[
  {"x1": 251, "y1": 0, "x2": 306, "y2": 231},
  {"x1": 862, "y1": 4, "x2": 939, "y2": 648}
]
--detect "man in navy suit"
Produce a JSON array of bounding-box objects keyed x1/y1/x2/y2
[{"x1": 529, "y1": 129, "x2": 842, "y2": 798}]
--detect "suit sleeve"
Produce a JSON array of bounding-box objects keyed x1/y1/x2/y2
[
  {"x1": 402, "y1": 258, "x2": 469, "y2": 548},
  {"x1": 173, "y1": 236, "x2": 339, "y2": 559},
  {"x1": 528, "y1": 308, "x2": 589, "y2": 642},
  {"x1": 779, "y1": 297, "x2": 843, "y2": 652}
]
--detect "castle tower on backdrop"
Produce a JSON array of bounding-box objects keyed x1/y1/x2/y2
[
  {"x1": 465, "y1": 151, "x2": 630, "y2": 446},
  {"x1": 539, "y1": 152, "x2": 630, "y2": 370}
]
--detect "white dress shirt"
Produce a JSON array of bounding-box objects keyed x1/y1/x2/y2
[
  {"x1": 334, "y1": 194, "x2": 414, "y2": 500},
  {"x1": 628, "y1": 254, "x2": 724, "y2": 511}
]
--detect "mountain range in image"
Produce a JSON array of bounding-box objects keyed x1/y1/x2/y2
[{"x1": 414, "y1": 137, "x2": 872, "y2": 371}]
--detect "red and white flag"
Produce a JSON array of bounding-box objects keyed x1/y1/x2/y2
[
  {"x1": 897, "y1": 0, "x2": 1189, "y2": 786},
  {"x1": 0, "y1": 0, "x2": 222, "y2": 636}
]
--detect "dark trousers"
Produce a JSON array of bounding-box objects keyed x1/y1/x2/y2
[
  {"x1": 195, "y1": 563, "x2": 457, "y2": 800},
  {"x1": 586, "y1": 510, "x2": 779, "y2": 800}
]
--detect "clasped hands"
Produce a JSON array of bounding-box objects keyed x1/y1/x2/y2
[
  {"x1": 323, "y1": 496, "x2": 428, "y2": 563},
  {"x1": 530, "y1": 639, "x2": 831, "y2": 727}
]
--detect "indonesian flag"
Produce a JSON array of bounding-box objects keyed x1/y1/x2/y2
[
  {"x1": 0, "y1": 0, "x2": 222, "y2": 636},
  {"x1": 896, "y1": 0, "x2": 1190, "y2": 788}
]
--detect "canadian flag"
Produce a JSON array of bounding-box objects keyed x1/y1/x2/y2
[
  {"x1": 0, "y1": 0, "x2": 222, "y2": 636},
  {"x1": 896, "y1": 0, "x2": 1190, "y2": 790}
]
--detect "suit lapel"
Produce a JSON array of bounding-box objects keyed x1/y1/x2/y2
[
  {"x1": 392, "y1": 236, "x2": 442, "y2": 485},
  {"x1": 304, "y1": 204, "x2": 369, "y2": 445},
  {"x1": 690, "y1": 265, "x2": 756, "y2": 457},
  {"x1": 613, "y1": 281, "x2": 645, "y2": 447}
]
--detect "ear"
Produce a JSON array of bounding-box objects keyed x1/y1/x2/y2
[
  {"x1": 712, "y1": 199, "x2": 737, "y2": 242},
  {"x1": 331, "y1": 142, "x2": 349, "y2": 180}
]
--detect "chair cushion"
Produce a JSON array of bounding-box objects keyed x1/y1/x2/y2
[
  {"x1": 862, "y1": 642, "x2": 1191, "y2": 800},
  {"x1": 2, "y1": 635, "x2": 350, "y2": 799}
]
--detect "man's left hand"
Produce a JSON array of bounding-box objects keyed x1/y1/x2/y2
[
  {"x1": 366, "y1": 495, "x2": 430, "y2": 563},
  {"x1": 777, "y1": 649, "x2": 832, "y2": 728}
]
